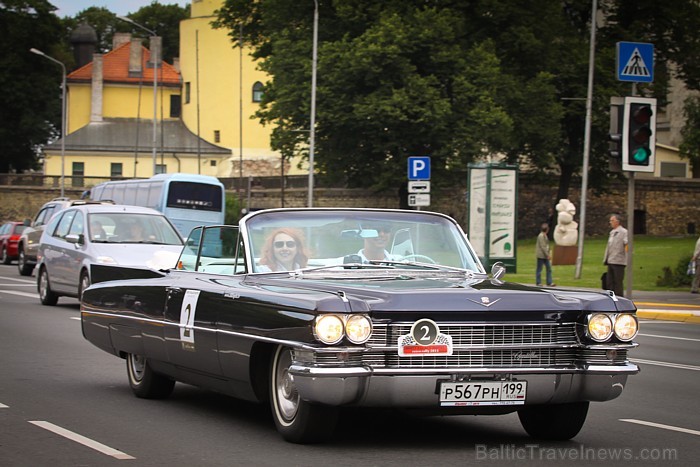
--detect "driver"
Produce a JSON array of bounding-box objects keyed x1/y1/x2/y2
[{"x1": 357, "y1": 223, "x2": 398, "y2": 262}]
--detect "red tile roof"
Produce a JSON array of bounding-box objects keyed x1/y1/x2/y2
[{"x1": 68, "y1": 41, "x2": 180, "y2": 86}]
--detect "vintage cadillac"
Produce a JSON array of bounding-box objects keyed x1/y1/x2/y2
[{"x1": 81, "y1": 208, "x2": 639, "y2": 443}]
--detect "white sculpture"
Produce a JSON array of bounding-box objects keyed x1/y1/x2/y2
[{"x1": 553, "y1": 199, "x2": 578, "y2": 246}]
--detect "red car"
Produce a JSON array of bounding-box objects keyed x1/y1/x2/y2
[{"x1": 0, "y1": 221, "x2": 28, "y2": 264}]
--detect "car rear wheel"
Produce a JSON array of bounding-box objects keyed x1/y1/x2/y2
[
  {"x1": 126, "y1": 353, "x2": 175, "y2": 399},
  {"x1": 269, "y1": 345, "x2": 338, "y2": 443},
  {"x1": 78, "y1": 270, "x2": 90, "y2": 301},
  {"x1": 18, "y1": 247, "x2": 33, "y2": 276},
  {"x1": 518, "y1": 401, "x2": 589, "y2": 440},
  {"x1": 1, "y1": 246, "x2": 9, "y2": 265},
  {"x1": 38, "y1": 267, "x2": 59, "y2": 306}
]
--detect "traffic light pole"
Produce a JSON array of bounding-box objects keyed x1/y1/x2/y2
[{"x1": 626, "y1": 83, "x2": 637, "y2": 299}]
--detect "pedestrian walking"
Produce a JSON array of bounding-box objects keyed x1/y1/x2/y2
[
  {"x1": 603, "y1": 214, "x2": 628, "y2": 297},
  {"x1": 691, "y1": 236, "x2": 700, "y2": 294},
  {"x1": 536, "y1": 223, "x2": 555, "y2": 287}
]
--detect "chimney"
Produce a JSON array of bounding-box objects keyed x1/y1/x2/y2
[
  {"x1": 149, "y1": 36, "x2": 162, "y2": 69},
  {"x1": 90, "y1": 54, "x2": 103, "y2": 122},
  {"x1": 112, "y1": 32, "x2": 132, "y2": 50},
  {"x1": 172, "y1": 57, "x2": 180, "y2": 73},
  {"x1": 129, "y1": 38, "x2": 143, "y2": 77},
  {"x1": 70, "y1": 24, "x2": 97, "y2": 69}
]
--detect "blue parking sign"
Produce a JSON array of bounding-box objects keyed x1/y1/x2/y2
[{"x1": 408, "y1": 156, "x2": 430, "y2": 180}]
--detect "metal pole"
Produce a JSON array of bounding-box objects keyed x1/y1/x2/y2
[
  {"x1": 239, "y1": 23, "x2": 244, "y2": 197},
  {"x1": 30, "y1": 48, "x2": 66, "y2": 197},
  {"x1": 117, "y1": 17, "x2": 158, "y2": 175},
  {"x1": 308, "y1": 0, "x2": 318, "y2": 207},
  {"x1": 574, "y1": 0, "x2": 597, "y2": 279}
]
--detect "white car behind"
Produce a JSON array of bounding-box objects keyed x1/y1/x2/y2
[{"x1": 36, "y1": 204, "x2": 184, "y2": 305}]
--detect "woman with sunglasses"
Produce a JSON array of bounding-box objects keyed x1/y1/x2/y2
[{"x1": 257, "y1": 228, "x2": 309, "y2": 272}]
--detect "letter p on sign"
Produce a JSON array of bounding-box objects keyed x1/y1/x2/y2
[{"x1": 408, "y1": 156, "x2": 431, "y2": 180}]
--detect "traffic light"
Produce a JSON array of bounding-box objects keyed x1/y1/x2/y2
[
  {"x1": 608, "y1": 97, "x2": 624, "y2": 172},
  {"x1": 622, "y1": 96, "x2": 656, "y2": 173}
]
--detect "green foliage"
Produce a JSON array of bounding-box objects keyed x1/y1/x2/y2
[
  {"x1": 224, "y1": 193, "x2": 243, "y2": 225},
  {"x1": 655, "y1": 255, "x2": 693, "y2": 288},
  {"x1": 680, "y1": 95, "x2": 700, "y2": 175},
  {"x1": 0, "y1": 0, "x2": 65, "y2": 172},
  {"x1": 215, "y1": 0, "x2": 700, "y2": 195}
]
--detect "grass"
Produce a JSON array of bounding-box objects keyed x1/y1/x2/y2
[{"x1": 503, "y1": 235, "x2": 696, "y2": 292}]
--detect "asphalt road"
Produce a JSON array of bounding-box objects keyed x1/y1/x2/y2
[{"x1": 1, "y1": 264, "x2": 698, "y2": 466}]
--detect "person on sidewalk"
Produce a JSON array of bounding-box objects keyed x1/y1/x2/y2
[
  {"x1": 691, "y1": 236, "x2": 700, "y2": 294},
  {"x1": 536, "y1": 223, "x2": 555, "y2": 287},
  {"x1": 603, "y1": 213, "x2": 628, "y2": 297}
]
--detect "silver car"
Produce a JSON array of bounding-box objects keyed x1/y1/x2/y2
[{"x1": 36, "y1": 204, "x2": 184, "y2": 305}]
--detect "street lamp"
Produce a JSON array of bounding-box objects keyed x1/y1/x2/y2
[
  {"x1": 308, "y1": 0, "x2": 319, "y2": 207},
  {"x1": 118, "y1": 16, "x2": 159, "y2": 176},
  {"x1": 30, "y1": 48, "x2": 66, "y2": 197}
]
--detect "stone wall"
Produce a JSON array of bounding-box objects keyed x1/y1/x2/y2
[{"x1": 2, "y1": 176, "x2": 698, "y2": 239}]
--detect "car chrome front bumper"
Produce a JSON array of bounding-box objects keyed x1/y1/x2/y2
[{"x1": 288, "y1": 363, "x2": 638, "y2": 407}]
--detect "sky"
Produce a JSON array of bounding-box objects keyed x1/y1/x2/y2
[{"x1": 50, "y1": 1, "x2": 191, "y2": 18}]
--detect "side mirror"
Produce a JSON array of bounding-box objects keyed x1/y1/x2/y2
[
  {"x1": 66, "y1": 233, "x2": 83, "y2": 245},
  {"x1": 491, "y1": 262, "x2": 506, "y2": 280}
]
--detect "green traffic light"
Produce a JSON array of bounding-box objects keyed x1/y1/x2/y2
[{"x1": 633, "y1": 147, "x2": 650, "y2": 164}]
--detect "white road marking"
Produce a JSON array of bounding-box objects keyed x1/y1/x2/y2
[
  {"x1": 0, "y1": 403, "x2": 8, "y2": 408},
  {"x1": 638, "y1": 333, "x2": 700, "y2": 342},
  {"x1": 620, "y1": 419, "x2": 700, "y2": 436},
  {"x1": 630, "y1": 358, "x2": 700, "y2": 371},
  {"x1": 0, "y1": 276, "x2": 35, "y2": 284},
  {"x1": 0, "y1": 283, "x2": 36, "y2": 287},
  {"x1": 29, "y1": 421, "x2": 135, "y2": 460},
  {"x1": 0, "y1": 290, "x2": 39, "y2": 298}
]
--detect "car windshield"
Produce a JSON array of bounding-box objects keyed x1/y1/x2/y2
[
  {"x1": 88, "y1": 213, "x2": 183, "y2": 245},
  {"x1": 243, "y1": 210, "x2": 483, "y2": 274}
]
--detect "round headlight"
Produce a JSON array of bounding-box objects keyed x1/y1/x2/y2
[
  {"x1": 314, "y1": 315, "x2": 344, "y2": 345},
  {"x1": 614, "y1": 314, "x2": 638, "y2": 341},
  {"x1": 345, "y1": 315, "x2": 372, "y2": 344},
  {"x1": 588, "y1": 313, "x2": 613, "y2": 342}
]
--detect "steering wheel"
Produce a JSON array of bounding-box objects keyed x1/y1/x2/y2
[{"x1": 401, "y1": 254, "x2": 437, "y2": 264}]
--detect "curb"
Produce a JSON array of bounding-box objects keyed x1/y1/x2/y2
[{"x1": 636, "y1": 310, "x2": 700, "y2": 324}]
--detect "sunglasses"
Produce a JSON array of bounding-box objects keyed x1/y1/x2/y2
[{"x1": 274, "y1": 240, "x2": 296, "y2": 248}]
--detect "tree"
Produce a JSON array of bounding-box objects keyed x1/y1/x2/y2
[
  {"x1": 0, "y1": 0, "x2": 65, "y2": 172},
  {"x1": 216, "y1": 0, "x2": 700, "y2": 193},
  {"x1": 128, "y1": 2, "x2": 190, "y2": 63},
  {"x1": 680, "y1": 95, "x2": 700, "y2": 178}
]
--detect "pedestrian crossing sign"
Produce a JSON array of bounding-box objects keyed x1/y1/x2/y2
[{"x1": 617, "y1": 42, "x2": 654, "y2": 83}]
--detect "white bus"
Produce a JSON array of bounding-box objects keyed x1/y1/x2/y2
[{"x1": 90, "y1": 173, "x2": 226, "y2": 237}]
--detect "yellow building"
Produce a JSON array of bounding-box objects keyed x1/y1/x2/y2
[{"x1": 181, "y1": 0, "x2": 297, "y2": 178}]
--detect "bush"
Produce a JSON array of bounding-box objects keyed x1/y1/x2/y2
[{"x1": 656, "y1": 255, "x2": 693, "y2": 287}]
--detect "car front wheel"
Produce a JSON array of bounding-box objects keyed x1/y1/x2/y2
[
  {"x1": 38, "y1": 267, "x2": 59, "y2": 306},
  {"x1": 126, "y1": 353, "x2": 175, "y2": 399},
  {"x1": 269, "y1": 345, "x2": 338, "y2": 443},
  {"x1": 1, "y1": 246, "x2": 9, "y2": 265},
  {"x1": 18, "y1": 247, "x2": 33, "y2": 276},
  {"x1": 78, "y1": 270, "x2": 90, "y2": 301},
  {"x1": 518, "y1": 401, "x2": 589, "y2": 440}
]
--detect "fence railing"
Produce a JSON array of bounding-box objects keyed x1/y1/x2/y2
[{"x1": 0, "y1": 173, "x2": 329, "y2": 192}]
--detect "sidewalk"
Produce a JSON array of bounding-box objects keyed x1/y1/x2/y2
[{"x1": 630, "y1": 290, "x2": 700, "y2": 323}]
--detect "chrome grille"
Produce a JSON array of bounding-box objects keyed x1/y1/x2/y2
[{"x1": 367, "y1": 322, "x2": 578, "y2": 348}]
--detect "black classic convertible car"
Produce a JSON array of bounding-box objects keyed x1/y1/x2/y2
[{"x1": 81, "y1": 208, "x2": 639, "y2": 443}]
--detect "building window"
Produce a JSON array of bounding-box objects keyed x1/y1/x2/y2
[
  {"x1": 170, "y1": 95, "x2": 181, "y2": 118},
  {"x1": 110, "y1": 163, "x2": 123, "y2": 178},
  {"x1": 660, "y1": 162, "x2": 686, "y2": 178},
  {"x1": 72, "y1": 162, "x2": 84, "y2": 187},
  {"x1": 210, "y1": 160, "x2": 217, "y2": 167},
  {"x1": 185, "y1": 82, "x2": 191, "y2": 104},
  {"x1": 252, "y1": 81, "x2": 264, "y2": 102},
  {"x1": 156, "y1": 164, "x2": 167, "y2": 174},
  {"x1": 214, "y1": 130, "x2": 220, "y2": 143}
]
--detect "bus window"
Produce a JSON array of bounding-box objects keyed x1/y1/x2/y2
[
  {"x1": 124, "y1": 183, "x2": 137, "y2": 205},
  {"x1": 166, "y1": 181, "x2": 223, "y2": 212},
  {"x1": 147, "y1": 182, "x2": 163, "y2": 209}
]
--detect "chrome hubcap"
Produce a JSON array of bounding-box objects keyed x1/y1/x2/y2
[{"x1": 275, "y1": 348, "x2": 299, "y2": 421}]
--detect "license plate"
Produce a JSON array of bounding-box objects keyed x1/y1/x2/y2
[{"x1": 439, "y1": 381, "x2": 527, "y2": 406}]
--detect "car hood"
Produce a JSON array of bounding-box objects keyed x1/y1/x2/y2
[
  {"x1": 247, "y1": 274, "x2": 635, "y2": 316},
  {"x1": 90, "y1": 244, "x2": 182, "y2": 269}
]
